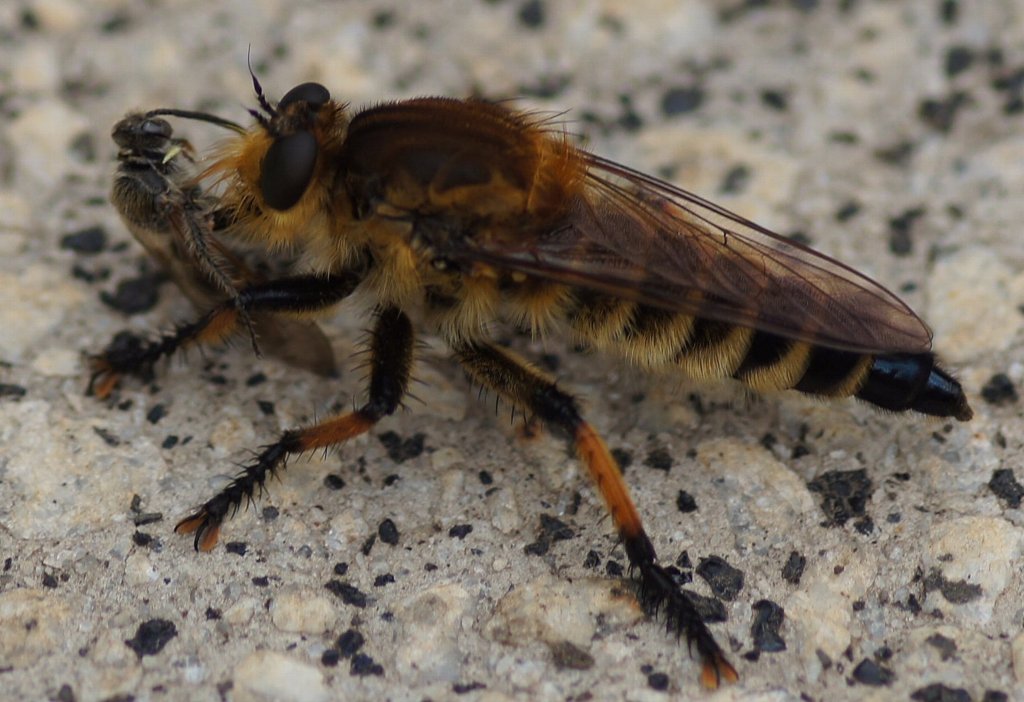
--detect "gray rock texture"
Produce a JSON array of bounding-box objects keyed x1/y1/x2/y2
[{"x1": 0, "y1": 1, "x2": 1021, "y2": 700}]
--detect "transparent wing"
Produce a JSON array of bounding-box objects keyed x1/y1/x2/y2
[{"x1": 461, "y1": 153, "x2": 931, "y2": 355}]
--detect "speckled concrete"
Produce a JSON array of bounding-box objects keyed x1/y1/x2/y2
[{"x1": 1, "y1": 1, "x2": 1022, "y2": 701}]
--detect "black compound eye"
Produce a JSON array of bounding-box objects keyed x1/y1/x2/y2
[
  {"x1": 278, "y1": 82, "x2": 330, "y2": 110},
  {"x1": 259, "y1": 131, "x2": 318, "y2": 211},
  {"x1": 140, "y1": 118, "x2": 172, "y2": 138},
  {"x1": 112, "y1": 116, "x2": 172, "y2": 148}
]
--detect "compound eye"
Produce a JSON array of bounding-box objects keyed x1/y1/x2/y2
[
  {"x1": 259, "y1": 130, "x2": 318, "y2": 211},
  {"x1": 278, "y1": 82, "x2": 330, "y2": 110},
  {"x1": 140, "y1": 118, "x2": 172, "y2": 138},
  {"x1": 112, "y1": 116, "x2": 172, "y2": 148}
]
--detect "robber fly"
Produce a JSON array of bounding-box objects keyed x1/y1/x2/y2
[
  {"x1": 102, "y1": 110, "x2": 336, "y2": 397},
  {"x1": 90, "y1": 77, "x2": 973, "y2": 689}
]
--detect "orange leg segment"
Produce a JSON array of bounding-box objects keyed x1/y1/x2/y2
[
  {"x1": 174, "y1": 306, "x2": 413, "y2": 551},
  {"x1": 451, "y1": 341, "x2": 737, "y2": 689},
  {"x1": 573, "y1": 422, "x2": 643, "y2": 539}
]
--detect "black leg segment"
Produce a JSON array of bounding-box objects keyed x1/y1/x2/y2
[
  {"x1": 175, "y1": 306, "x2": 414, "y2": 550},
  {"x1": 89, "y1": 268, "x2": 366, "y2": 398},
  {"x1": 451, "y1": 340, "x2": 737, "y2": 688}
]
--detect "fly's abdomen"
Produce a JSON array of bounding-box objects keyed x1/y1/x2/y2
[
  {"x1": 855, "y1": 353, "x2": 972, "y2": 420},
  {"x1": 566, "y1": 293, "x2": 972, "y2": 421},
  {"x1": 736, "y1": 332, "x2": 972, "y2": 420}
]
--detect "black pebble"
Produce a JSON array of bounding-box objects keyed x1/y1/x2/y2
[
  {"x1": 324, "y1": 474, "x2": 345, "y2": 490},
  {"x1": 808, "y1": 469, "x2": 872, "y2": 527},
  {"x1": 517, "y1": 0, "x2": 544, "y2": 28},
  {"x1": 448, "y1": 524, "x2": 473, "y2": 539},
  {"x1": 337, "y1": 629, "x2": 365, "y2": 657},
  {"x1": 350, "y1": 653, "x2": 384, "y2": 677},
  {"x1": 378, "y1": 518, "x2": 399, "y2": 545},
  {"x1": 918, "y1": 92, "x2": 969, "y2": 132},
  {"x1": 675, "y1": 490, "x2": 697, "y2": 513},
  {"x1": 782, "y1": 551, "x2": 806, "y2": 584},
  {"x1": 719, "y1": 164, "x2": 750, "y2": 195},
  {"x1": 852, "y1": 658, "x2": 894, "y2": 686},
  {"x1": 378, "y1": 431, "x2": 425, "y2": 463},
  {"x1": 146, "y1": 404, "x2": 166, "y2": 424},
  {"x1": 910, "y1": 683, "x2": 973, "y2": 702},
  {"x1": 887, "y1": 207, "x2": 924, "y2": 256},
  {"x1": 761, "y1": 88, "x2": 788, "y2": 111},
  {"x1": 325, "y1": 581, "x2": 368, "y2": 608},
  {"x1": 124, "y1": 619, "x2": 177, "y2": 657},
  {"x1": 0, "y1": 384, "x2": 26, "y2": 400},
  {"x1": 923, "y1": 568, "x2": 982, "y2": 604},
  {"x1": 539, "y1": 514, "x2": 573, "y2": 541},
  {"x1": 981, "y1": 373, "x2": 1017, "y2": 406},
  {"x1": 696, "y1": 555, "x2": 744, "y2": 601},
  {"x1": 647, "y1": 671, "x2": 670, "y2": 690},
  {"x1": 452, "y1": 681, "x2": 486, "y2": 694},
  {"x1": 101, "y1": 274, "x2": 161, "y2": 314},
  {"x1": 549, "y1": 640, "x2": 594, "y2": 671},
  {"x1": 989, "y1": 469, "x2": 1024, "y2": 508},
  {"x1": 661, "y1": 86, "x2": 704, "y2": 116},
  {"x1": 750, "y1": 599, "x2": 786, "y2": 652},
  {"x1": 644, "y1": 448, "x2": 673, "y2": 472},
  {"x1": 944, "y1": 46, "x2": 974, "y2": 77},
  {"x1": 924, "y1": 632, "x2": 958, "y2": 661},
  {"x1": 524, "y1": 540, "x2": 548, "y2": 556},
  {"x1": 61, "y1": 226, "x2": 106, "y2": 254}
]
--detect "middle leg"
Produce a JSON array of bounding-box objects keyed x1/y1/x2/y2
[{"x1": 451, "y1": 340, "x2": 738, "y2": 689}]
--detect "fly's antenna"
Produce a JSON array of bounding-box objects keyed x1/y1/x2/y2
[{"x1": 247, "y1": 47, "x2": 277, "y2": 118}]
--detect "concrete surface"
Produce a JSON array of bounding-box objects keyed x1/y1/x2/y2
[{"x1": 1, "y1": 1, "x2": 1022, "y2": 701}]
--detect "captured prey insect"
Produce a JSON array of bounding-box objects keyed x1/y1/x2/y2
[
  {"x1": 99, "y1": 110, "x2": 336, "y2": 397},
  {"x1": 89, "y1": 77, "x2": 973, "y2": 689}
]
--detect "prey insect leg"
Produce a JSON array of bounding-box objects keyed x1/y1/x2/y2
[
  {"x1": 451, "y1": 340, "x2": 738, "y2": 689},
  {"x1": 89, "y1": 269, "x2": 365, "y2": 398},
  {"x1": 176, "y1": 306, "x2": 414, "y2": 551}
]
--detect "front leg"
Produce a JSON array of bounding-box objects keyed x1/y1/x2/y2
[
  {"x1": 88, "y1": 269, "x2": 365, "y2": 398},
  {"x1": 451, "y1": 340, "x2": 738, "y2": 690},
  {"x1": 175, "y1": 306, "x2": 414, "y2": 550}
]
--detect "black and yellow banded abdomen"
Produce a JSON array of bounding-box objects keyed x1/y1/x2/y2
[
  {"x1": 565, "y1": 294, "x2": 972, "y2": 422},
  {"x1": 732, "y1": 333, "x2": 971, "y2": 420}
]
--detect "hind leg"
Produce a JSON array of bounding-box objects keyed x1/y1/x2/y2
[{"x1": 450, "y1": 339, "x2": 737, "y2": 689}]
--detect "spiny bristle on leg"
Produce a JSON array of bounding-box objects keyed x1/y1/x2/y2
[
  {"x1": 174, "y1": 434, "x2": 298, "y2": 550},
  {"x1": 625, "y1": 533, "x2": 738, "y2": 689}
]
